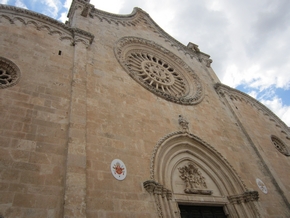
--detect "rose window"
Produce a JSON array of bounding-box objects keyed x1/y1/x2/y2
[
  {"x1": 127, "y1": 52, "x2": 186, "y2": 98},
  {"x1": 115, "y1": 37, "x2": 204, "y2": 105},
  {"x1": 0, "y1": 57, "x2": 21, "y2": 89}
]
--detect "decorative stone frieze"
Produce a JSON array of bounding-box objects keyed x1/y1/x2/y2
[
  {"x1": 178, "y1": 162, "x2": 213, "y2": 195},
  {"x1": 228, "y1": 191, "x2": 259, "y2": 204},
  {"x1": 115, "y1": 37, "x2": 204, "y2": 105},
  {"x1": 271, "y1": 135, "x2": 289, "y2": 156},
  {"x1": 90, "y1": 7, "x2": 145, "y2": 27},
  {"x1": 0, "y1": 57, "x2": 21, "y2": 89},
  {"x1": 0, "y1": 4, "x2": 94, "y2": 47}
]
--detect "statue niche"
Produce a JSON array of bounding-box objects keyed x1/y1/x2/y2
[{"x1": 178, "y1": 162, "x2": 212, "y2": 195}]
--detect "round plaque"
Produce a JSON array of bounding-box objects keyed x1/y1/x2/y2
[
  {"x1": 256, "y1": 178, "x2": 267, "y2": 194},
  {"x1": 111, "y1": 159, "x2": 127, "y2": 180}
]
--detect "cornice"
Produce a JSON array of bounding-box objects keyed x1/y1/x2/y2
[
  {"x1": 214, "y1": 83, "x2": 290, "y2": 136},
  {"x1": 90, "y1": 7, "x2": 147, "y2": 27},
  {"x1": 228, "y1": 191, "x2": 259, "y2": 204},
  {"x1": 0, "y1": 4, "x2": 94, "y2": 47}
]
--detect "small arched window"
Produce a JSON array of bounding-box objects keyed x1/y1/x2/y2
[{"x1": 271, "y1": 135, "x2": 289, "y2": 156}]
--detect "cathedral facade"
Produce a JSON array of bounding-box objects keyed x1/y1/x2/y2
[{"x1": 0, "y1": 0, "x2": 289, "y2": 217}]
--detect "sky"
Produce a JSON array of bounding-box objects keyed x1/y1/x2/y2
[{"x1": 1, "y1": 0, "x2": 290, "y2": 126}]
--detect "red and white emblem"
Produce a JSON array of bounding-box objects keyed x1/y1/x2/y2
[{"x1": 111, "y1": 159, "x2": 127, "y2": 180}]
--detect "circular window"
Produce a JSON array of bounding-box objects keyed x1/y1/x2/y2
[
  {"x1": 114, "y1": 37, "x2": 204, "y2": 105},
  {"x1": 0, "y1": 57, "x2": 21, "y2": 89},
  {"x1": 271, "y1": 136, "x2": 289, "y2": 156}
]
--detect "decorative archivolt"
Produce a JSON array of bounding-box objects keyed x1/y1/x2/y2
[
  {"x1": 149, "y1": 131, "x2": 246, "y2": 190},
  {"x1": 215, "y1": 83, "x2": 290, "y2": 139},
  {"x1": 144, "y1": 131, "x2": 260, "y2": 218},
  {"x1": 0, "y1": 4, "x2": 94, "y2": 47}
]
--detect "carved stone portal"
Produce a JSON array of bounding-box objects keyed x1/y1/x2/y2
[{"x1": 178, "y1": 162, "x2": 212, "y2": 195}]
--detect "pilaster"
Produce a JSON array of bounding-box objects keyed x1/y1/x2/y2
[{"x1": 63, "y1": 42, "x2": 89, "y2": 218}]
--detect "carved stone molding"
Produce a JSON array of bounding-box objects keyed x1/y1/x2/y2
[
  {"x1": 149, "y1": 131, "x2": 246, "y2": 192},
  {"x1": 178, "y1": 162, "x2": 213, "y2": 195},
  {"x1": 228, "y1": 191, "x2": 259, "y2": 204},
  {"x1": 0, "y1": 4, "x2": 94, "y2": 47},
  {"x1": 214, "y1": 83, "x2": 290, "y2": 138},
  {"x1": 0, "y1": 57, "x2": 21, "y2": 89},
  {"x1": 143, "y1": 180, "x2": 173, "y2": 218},
  {"x1": 90, "y1": 7, "x2": 146, "y2": 27},
  {"x1": 150, "y1": 131, "x2": 261, "y2": 217},
  {"x1": 115, "y1": 37, "x2": 204, "y2": 105},
  {"x1": 271, "y1": 135, "x2": 290, "y2": 156},
  {"x1": 143, "y1": 180, "x2": 172, "y2": 200}
]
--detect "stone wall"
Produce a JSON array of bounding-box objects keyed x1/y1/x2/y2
[
  {"x1": 0, "y1": 9, "x2": 74, "y2": 217},
  {"x1": 0, "y1": 1, "x2": 289, "y2": 217}
]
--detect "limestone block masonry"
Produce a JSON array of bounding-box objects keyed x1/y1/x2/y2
[{"x1": 0, "y1": 0, "x2": 290, "y2": 217}]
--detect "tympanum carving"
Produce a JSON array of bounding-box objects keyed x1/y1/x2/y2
[{"x1": 178, "y1": 162, "x2": 212, "y2": 195}]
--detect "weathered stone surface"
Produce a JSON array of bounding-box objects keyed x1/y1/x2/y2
[{"x1": 0, "y1": 1, "x2": 289, "y2": 218}]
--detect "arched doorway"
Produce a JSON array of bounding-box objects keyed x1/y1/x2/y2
[{"x1": 144, "y1": 132, "x2": 260, "y2": 218}]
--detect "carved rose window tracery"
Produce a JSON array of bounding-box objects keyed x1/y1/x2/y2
[
  {"x1": 114, "y1": 37, "x2": 204, "y2": 105},
  {"x1": 0, "y1": 57, "x2": 21, "y2": 89},
  {"x1": 127, "y1": 51, "x2": 187, "y2": 97},
  {"x1": 271, "y1": 136, "x2": 289, "y2": 156}
]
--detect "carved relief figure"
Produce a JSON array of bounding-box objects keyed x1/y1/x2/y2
[
  {"x1": 178, "y1": 115, "x2": 189, "y2": 132},
  {"x1": 178, "y1": 162, "x2": 212, "y2": 195}
]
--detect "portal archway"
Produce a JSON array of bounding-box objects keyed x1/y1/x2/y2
[{"x1": 144, "y1": 132, "x2": 260, "y2": 218}]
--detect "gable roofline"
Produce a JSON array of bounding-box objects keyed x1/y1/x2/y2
[{"x1": 68, "y1": 0, "x2": 212, "y2": 66}]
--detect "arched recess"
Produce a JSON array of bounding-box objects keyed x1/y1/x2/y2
[{"x1": 144, "y1": 131, "x2": 260, "y2": 218}]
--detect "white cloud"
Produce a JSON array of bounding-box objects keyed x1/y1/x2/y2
[
  {"x1": 261, "y1": 97, "x2": 290, "y2": 126},
  {"x1": 0, "y1": 0, "x2": 9, "y2": 4},
  {"x1": 15, "y1": 0, "x2": 27, "y2": 9},
  {"x1": 40, "y1": 0, "x2": 62, "y2": 18},
  {"x1": 59, "y1": 12, "x2": 67, "y2": 23},
  {"x1": 247, "y1": 90, "x2": 258, "y2": 99},
  {"x1": 90, "y1": 0, "x2": 125, "y2": 14},
  {"x1": 63, "y1": 0, "x2": 72, "y2": 9}
]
